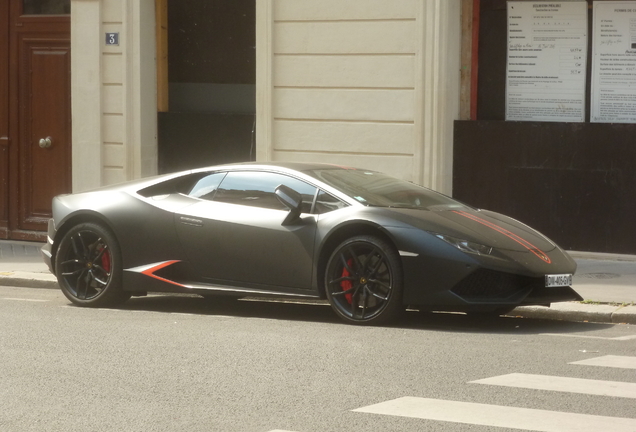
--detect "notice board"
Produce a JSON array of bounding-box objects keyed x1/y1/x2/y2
[
  {"x1": 591, "y1": 1, "x2": 636, "y2": 123},
  {"x1": 506, "y1": 2, "x2": 588, "y2": 122}
]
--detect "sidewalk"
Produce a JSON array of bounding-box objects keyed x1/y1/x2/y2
[
  {"x1": 0, "y1": 240, "x2": 57, "y2": 288},
  {"x1": 1, "y1": 240, "x2": 635, "y2": 324}
]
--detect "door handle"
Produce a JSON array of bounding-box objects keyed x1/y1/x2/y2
[{"x1": 38, "y1": 137, "x2": 52, "y2": 148}]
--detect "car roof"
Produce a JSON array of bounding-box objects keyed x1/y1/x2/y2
[
  {"x1": 89, "y1": 161, "x2": 367, "y2": 205},
  {"x1": 209, "y1": 161, "x2": 361, "y2": 173},
  {"x1": 182, "y1": 162, "x2": 365, "y2": 206}
]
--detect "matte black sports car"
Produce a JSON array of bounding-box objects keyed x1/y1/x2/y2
[{"x1": 42, "y1": 162, "x2": 581, "y2": 325}]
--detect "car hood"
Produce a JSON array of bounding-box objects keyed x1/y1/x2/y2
[{"x1": 380, "y1": 207, "x2": 558, "y2": 253}]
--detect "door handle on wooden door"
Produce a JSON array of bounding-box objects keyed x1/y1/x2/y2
[{"x1": 38, "y1": 137, "x2": 52, "y2": 148}]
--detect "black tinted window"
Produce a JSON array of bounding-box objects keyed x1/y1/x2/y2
[
  {"x1": 137, "y1": 172, "x2": 213, "y2": 198},
  {"x1": 23, "y1": 0, "x2": 70, "y2": 14},
  {"x1": 214, "y1": 171, "x2": 317, "y2": 211},
  {"x1": 315, "y1": 190, "x2": 347, "y2": 214},
  {"x1": 306, "y1": 169, "x2": 470, "y2": 210},
  {"x1": 188, "y1": 172, "x2": 226, "y2": 200}
]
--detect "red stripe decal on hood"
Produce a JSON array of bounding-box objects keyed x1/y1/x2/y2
[{"x1": 452, "y1": 211, "x2": 551, "y2": 264}]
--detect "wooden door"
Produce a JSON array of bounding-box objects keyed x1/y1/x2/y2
[{"x1": 1, "y1": 0, "x2": 71, "y2": 240}]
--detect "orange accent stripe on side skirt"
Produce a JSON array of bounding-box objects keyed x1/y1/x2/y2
[
  {"x1": 141, "y1": 260, "x2": 186, "y2": 287},
  {"x1": 452, "y1": 211, "x2": 551, "y2": 264}
]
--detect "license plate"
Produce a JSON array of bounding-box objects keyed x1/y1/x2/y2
[{"x1": 545, "y1": 274, "x2": 573, "y2": 287}]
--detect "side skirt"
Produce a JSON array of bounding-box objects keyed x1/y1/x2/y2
[{"x1": 122, "y1": 261, "x2": 320, "y2": 300}]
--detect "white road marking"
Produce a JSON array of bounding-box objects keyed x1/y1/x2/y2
[
  {"x1": 1, "y1": 297, "x2": 48, "y2": 302},
  {"x1": 541, "y1": 333, "x2": 636, "y2": 341},
  {"x1": 353, "y1": 397, "x2": 636, "y2": 432},
  {"x1": 470, "y1": 373, "x2": 636, "y2": 399},
  {"x1": 570, "y1": 355, "x2": 636, "y2": 370}
]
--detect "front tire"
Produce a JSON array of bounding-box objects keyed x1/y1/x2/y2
[
  {"x1": 55, "y1": 222, "x2": 130, "y2": 307},
  {"x1": 325, "y1": 235, "x2": 404, "y2": 325}
]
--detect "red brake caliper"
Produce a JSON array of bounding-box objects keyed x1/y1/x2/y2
[
  {"x1": 100, "y1": 247, "x2": 111, "y2": 273},
  {"x1": 340, "y1": 259, "x2": 353, "y2": 304}
]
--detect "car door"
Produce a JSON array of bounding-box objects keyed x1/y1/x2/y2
[{"x1": 175, "y1": 170, "x2": 318, "y2": 290}]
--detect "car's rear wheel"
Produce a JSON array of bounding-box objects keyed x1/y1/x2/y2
[
  {"x1": 325, "y1": 235, "x2": 403, "y2": 325},
  {"x1": 55, "y1": 222, "x2": 130, "y2": 307}
]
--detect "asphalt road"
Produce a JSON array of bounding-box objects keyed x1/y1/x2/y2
[{"x1": 1, "y1": 286, "x2": 635, "y2": 432}]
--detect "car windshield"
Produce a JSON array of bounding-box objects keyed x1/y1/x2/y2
[{"x1": 306, "y1": 168, "x2": 471, "y2": 210}]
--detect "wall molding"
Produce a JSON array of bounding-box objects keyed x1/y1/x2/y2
[
  {"x1": 125, "y1": 0, "x2": 158, "y2": 180},
  {"x1": 256, "y1": 0, "x2": 274, "y2": 162},
  {"x1": 416, "y1": 0, "x2": 461, "y2": 194},
  {"x1": 71, "y1": 0, "x2": 103, "y2": 192}
]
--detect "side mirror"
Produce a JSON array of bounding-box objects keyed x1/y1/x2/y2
[{"x1": 275, "y1": 184, "x2": 302, "y2": 225}]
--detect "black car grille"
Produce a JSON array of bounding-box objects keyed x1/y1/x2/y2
[{"x1": 451, "y1": 269, "x2": 542, "y2": 301}]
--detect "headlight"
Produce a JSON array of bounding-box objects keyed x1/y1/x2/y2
[{"x1": 434, "y1": 233, "x2": 493, "y2": 256}]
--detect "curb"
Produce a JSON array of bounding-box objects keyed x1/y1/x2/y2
[
  {"x1": 1, "y1": 273, "x2": 634, "y2": 325},
  {"x1": 568, "y1": 250, "x2": 636, "y2": 262},
  {"x1": 510, "y1": 303, "x2": 636, "y2": 325},
  {"x1": 0, "y1": 272, "x2": 58, "y2": 289}
]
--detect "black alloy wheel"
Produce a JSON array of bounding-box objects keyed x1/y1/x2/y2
[
  {"x1": 55, "y1": 222, "x2": 130, "y2": 307},
  {"x1": 325, "y1": 235, "x2": 403, "y2": 325}
]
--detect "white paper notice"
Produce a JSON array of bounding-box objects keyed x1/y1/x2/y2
[
  {"x1": 506, "y1": 2, "x2": 588, "y2": 122},
  {"x1": 591, "y1": 1, "x2": 636, "y2": 123}
]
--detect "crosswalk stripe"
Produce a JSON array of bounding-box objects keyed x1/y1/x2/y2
[
  {"x1": 470, "y1": 373, "x2": 636, "y2": 398},
  {"x1": 570, "y1": 355, "x2": 636, "y2": 370},
  {"x1": 353, "y1": 397, "x2": 636, "y2": 432}
]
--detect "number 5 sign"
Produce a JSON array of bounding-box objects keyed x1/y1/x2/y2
[{"x1": 105, "y1": 33, "x2": 119, "y2": 46}]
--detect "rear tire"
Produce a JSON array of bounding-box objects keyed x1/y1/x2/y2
[
  {"x1": 324, "y1": 235, "x2": 403, "y2": 325},
  {"x1": 55, "y1": 222, "x2": 130, "y2": 307}
]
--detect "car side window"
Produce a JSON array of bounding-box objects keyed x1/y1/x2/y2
[
  {"x1": 314, "y1": 189, "x2": 348, "y2": 214},
  {"x1": 214, "y1": 171, "x2": 317, "y2": 212},
  {"x1": 188, "y1": 172, "x2": 227, "y2": 200}
]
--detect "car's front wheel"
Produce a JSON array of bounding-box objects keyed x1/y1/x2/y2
[
  {"x1": 325, "y1": 235, "x2": 403, "y2": 325},
  {"x1": 55, "y1": 222, "x2": 130, "y2": 307}
]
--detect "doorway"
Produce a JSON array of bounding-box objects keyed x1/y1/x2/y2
[
  {"x1": 157, "y1": 0, "x2": 256, "y2": 174},
  {"x1": 0, "y1": 0, "x2": 72, "y2": 240}
]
